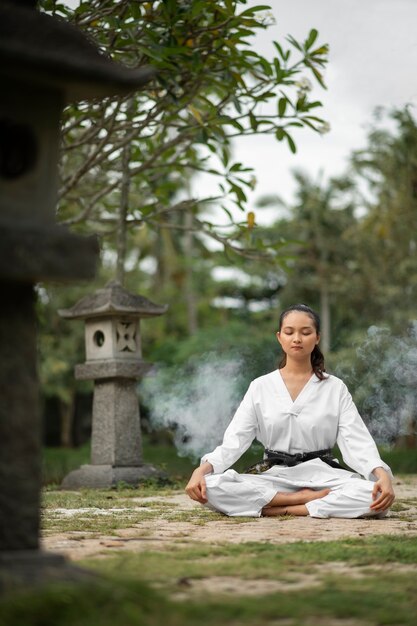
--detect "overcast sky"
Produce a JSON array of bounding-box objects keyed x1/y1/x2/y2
[
  {"x1": 65, "y1": 0, "x2": 417, "y2": 219},
  {"x1": 203, "y1": 0, "x2": 417, "y2": 218}
]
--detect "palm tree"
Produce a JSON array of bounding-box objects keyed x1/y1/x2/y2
[{"x1": 257, "y1": 170, "x2": 358, "y2": 352}]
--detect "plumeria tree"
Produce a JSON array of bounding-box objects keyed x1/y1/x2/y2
[{"x1": 42, "y1": 0, "x2": 329, "y2": 280}]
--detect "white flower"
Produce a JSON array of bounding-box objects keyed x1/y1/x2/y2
[
  {"x1": 295, "y1": 77, "x2": 313, "y2": 93},
  {"x1": 318, "y1": 121, "x2": 331, "y2": 135},
  {"x1": 257, "y1": 10, "x2": 276, "y2": 26}
]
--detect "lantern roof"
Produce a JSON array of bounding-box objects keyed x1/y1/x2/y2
[
  {"x1": 59, "y1": 280, "x2": 168, "y2": 320},
  {"x1": 0, "y1": 1, "x2": 155, "y2": 102}
]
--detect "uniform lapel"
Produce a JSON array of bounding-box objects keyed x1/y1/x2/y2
[
  {"x1": 290, "y1": 375, "x2": 317, "y2": 416},
  {"x1": 276, "y1": 370, "x2": 317, "y2": 417}
]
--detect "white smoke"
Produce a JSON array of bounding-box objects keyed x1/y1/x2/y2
[
  {"x1": 140, "y1": 353, "x2": 246, "y2": 460},
  {"x1": 339, "y1": 323, "x2": 417, "y2": 444},
  {"x1": 141, "y1": 324, "x2": 417, "y2": 457}
]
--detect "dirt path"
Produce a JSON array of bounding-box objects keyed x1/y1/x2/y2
[{"x1": 42, "y1": 476, "x2": 417, "y2": 561}]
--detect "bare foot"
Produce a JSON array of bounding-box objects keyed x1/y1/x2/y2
[
  {"x1": 262, "y1": 504, "x2": 309, "y2": 517},
  {"x1": 265, "y1": 487, "x2": 331, "y2": 509},
  {"x1": 295, "y1": 488, "x2": 331, "y2": 503}
]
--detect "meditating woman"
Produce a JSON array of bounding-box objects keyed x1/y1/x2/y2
[{"x1": 185, "y1": 304, "x2": 395, "y2": 518}]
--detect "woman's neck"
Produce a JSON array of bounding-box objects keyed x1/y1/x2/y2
[{"x1": 280, "y1": 360, "x2": 313, "y2": 377}]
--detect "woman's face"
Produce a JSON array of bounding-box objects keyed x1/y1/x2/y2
[{"x1": 276, "y1": 311, "x2": 319, "y2": 358}]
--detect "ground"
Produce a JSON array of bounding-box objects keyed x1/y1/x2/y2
[{"x1": 41, "y1": 475, "x2": 417, "y2": 601}]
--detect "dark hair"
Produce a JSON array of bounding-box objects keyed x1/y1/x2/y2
[{"x1": 278, "y1": 303, "x2": 327, "y2": 380}]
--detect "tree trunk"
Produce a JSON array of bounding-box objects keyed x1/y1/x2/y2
[
  {"x1": 320, "y1": 283, "x2": 330, "y2": 353},
  {"x1": 184, "y1": 209, "x2": 198, "y2": 335},
  {"x1": 59, "y1": 395, "x2": 75, "y2": 448},
  {"x1": 116, "y1": 98, "x2": 134, "y2": 285}
]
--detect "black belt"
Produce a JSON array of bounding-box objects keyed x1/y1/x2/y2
[{"x1": 245, "y1": 448, "x2": 342, "y2": 474}]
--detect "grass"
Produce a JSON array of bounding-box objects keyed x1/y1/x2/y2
[
  {"x1": 32, "y1": 438, "x2": 417, "y2": 625},
  {"x1": 41, "y1": 487, "x2": 260, "y2": 533},
  {"x1": 42, "y1": 445, "x2": 91, "y2": 487},
  {"x1": 81, "y1": 536, "x2": 417, "y2": 580},
  {"x1": 379, "y1": 446, "x2": 417, "y2": 474},
  {"x1": 2, "y1": 577, "x2": 415, "y2": 626},
  {"x1": 42, "y1": 488, "x2": 183, "y2": 509},
  {"x1": 2, "y1": 537, "x2": 417, "y2": 626}
]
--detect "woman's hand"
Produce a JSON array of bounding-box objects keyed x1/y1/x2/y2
[
  {"x1": 370, "y1": 467, "x2": 395, "y2": 512},
  {"x1": 185, "y1": 463, "x2": 213, "y2": 504}
]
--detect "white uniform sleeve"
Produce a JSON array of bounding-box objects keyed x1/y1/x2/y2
[
  {"x1": 336, "y1": 382, "x2": 392, "y2": 481},
  {"x1": 200, "y1": 382, "x2": 257, "y2": 474}
]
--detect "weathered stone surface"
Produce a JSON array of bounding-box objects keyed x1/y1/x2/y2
[
  {"x1": 91, "y1": 379, "x2": 142, "y2": 466},
  {"x1": 0, "y1": 222, "x2": 99, "y2": 282},
  {"x1": 75, "y1": 359, "x2": 151, "y2": 381},
  {"x1": 0, "y1": 282, "x2": 40, "y2": 551},
  {"x1": 59, "y1": 280, "x2": 168, "y2": 320},
  {"x1": 0, "y1": 81, "x2": 62, "y2": 220},
  {"x1": 61, "y1": 464, "x2": 161, "y2": 489},
  {"x1": 0, "y1": 3, "x2": 155, "y2": 103},
  {"x1": 60, "y1": 282, "x2": 167, "y2": 489},
  {"x1": 0, "y1": 551, "x2": 96, "y2": 593}
]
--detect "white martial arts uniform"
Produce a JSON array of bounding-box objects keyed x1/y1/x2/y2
[{"x1": 201, "y1": 370, "x2": 392, "y2": 518}]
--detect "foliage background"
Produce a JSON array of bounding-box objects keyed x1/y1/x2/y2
[{"x1": 38, "y1": 1, "x2": 417, "y2": 454}]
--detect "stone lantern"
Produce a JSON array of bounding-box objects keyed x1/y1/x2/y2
[
  {"x1": 59, "y1": 281, "x2": 167, "y2": 489},
  {"x1": 0, "y1": 0, "x2": 154, "y2": 588}
]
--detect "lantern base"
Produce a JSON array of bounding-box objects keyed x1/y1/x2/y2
[
  {"x1": 61, "y1": 463, "x2": 164, "y2": 489},
  {"x1": 0, "y1": 550, "x2": 96, "y2": 593}
]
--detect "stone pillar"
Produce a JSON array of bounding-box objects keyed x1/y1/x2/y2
[
  {"x1": 0, "y1": 283, "x2": 40, "y2": 551},
  {"x1": 92, "y1": 379, "x2": 143, "y2": 466},
  {"x1": 0, "y1": 0, "x2": 154, "y2": 590}
]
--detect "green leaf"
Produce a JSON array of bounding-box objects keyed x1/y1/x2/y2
[
  {"x1": 233, "y1": 96, "x2": 242, "y2": 114},
  {"x1": 305, "y1": 101, "x2": 323, "y2": 110},
  {"x1": 188, "y1": 105, "x2": 204, "y2": 125},
  {"x1": 310, "y1": 45, "x2": 329, "y2": 57},
  {"x1": 273, "y1": 41, "x2": 286, "y2": 59},
  {"x1": 286, "y1": 34, "x2": 303, "y2": 52},
  {"x1": 278, "y1": 97, "x2": 287, "y2": 117},
  {"x1": 239, "y1": 5, "x2": 272, "y2": 17},
  {"x1": 229, "y1": 118, "x2": 245, "y2": 132},
  {"x1": 258, "y1": 57, "x2": 273, "y2": 77},
  {"x1": 222, "y1": 206, "x2": 234, "y2": 222},
  {"x1": 286, "y1": 132, "x2": 297, "y2": 154},
  {"x1": 303, "y1": 115, "x2": 326, "y2": 123},
  {"x1": 305, "y1": 28, "x2": 319, "y2": 50},
  {"x1": 229, "y1": 162, "x2": 244, "y2": 172},
  {"x1": 76, "y1": 2, "x2": 91, "y2": 15},
  {"x1": 300, "y1": 118, "x2": 318, "y2": 131},
  {"x1": 296, "y1": 95, "x2": 306, "y2": 111},
  {"x1": 275, "y1": 127, "x2": 285, "y2": 141},
  {"x1": 230, "y1": 182, "x2": 247, "y2": 204},
  {"x1": 249, "y1": 112, "x2": 258, "y2": 131},
  {"x1": 273, "y1": 57, "x2": 281, "y2": 74},
  {"x1": 306, "y1": 62, "x2": 327, "y2": 89}
]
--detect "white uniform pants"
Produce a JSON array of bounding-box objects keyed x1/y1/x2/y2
[{"x1": 204, "y1": 458, "x2": 384, "y2": 519}]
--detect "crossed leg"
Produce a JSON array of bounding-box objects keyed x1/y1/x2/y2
[{"x1": 262, "y1": 487, "x2": 331, "y2": 517}]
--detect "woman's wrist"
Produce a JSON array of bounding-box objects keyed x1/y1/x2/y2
[
  {"x1": 195, "y1": 461, "x2": 213, "y2": 476},
  {"x1": 372, "y1": 466, "x2": 389, "y2": 480}
]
